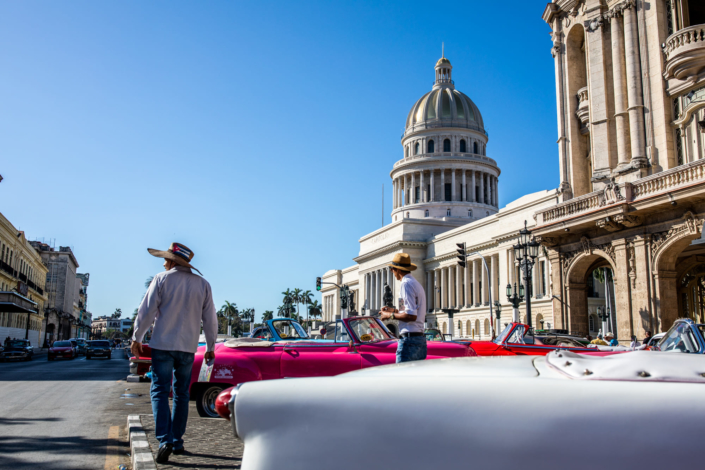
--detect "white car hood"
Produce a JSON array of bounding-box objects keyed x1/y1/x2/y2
[{"x1": 235, "y1": 351, "x2": 705, "y2": 470}]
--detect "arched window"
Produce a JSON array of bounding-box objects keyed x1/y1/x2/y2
[
  {"x1": 589, "y1": 315, "x2": 595, "y2": 332},
  {"x1": 486, "y1": 211, "x2": 489, "y2": 216},
  {"x1": 484, "y1": 319, "x2": 490, "y2": 336},
  {"x1": 406, "y1": 212, "x2": 410, "y2": 218},
  {"x1": 443, "y1": 139, "x2": 451, "y2": 152},
  {"x1": 475, "y1": 320, "x2": 480, "y2": 338},
  {"x1": 446, "y1": 208, "x2": 451, "y2": 217},
  {"x1": 414, "y1": 143, "x2": 419, "y2": 155},
  {"x1": 424, "y1": 210, "x2": 429, "y2": 217},
  {"x1": 457, "y1": 320, "x2": 462, "y2": 335},
  {"x1": 442, "y1": 322, "x2": 447, "y2": 334},
  {"x1": 536, "y1": 314, "x2": 544, "y2": 329},
  {"x1": 405, "y1": 146, "x2": 409, "y2": 158},
  {"x1": 459, "y1": 139, "x2": 466, "y2": 152},
  {"x1": 473, "y1": 141, "x2": 478, "y2": 154},
  {"x1": 468, "y1": 209, "x2": 473, "y2": 217},
  {"x1": 427, "y1": 140, "x2": 434, "y2": 153}
]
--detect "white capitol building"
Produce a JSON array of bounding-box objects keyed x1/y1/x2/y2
[
  {"x1": 321, "y1": 55, "x2": 558, "y2": 338},
  {"x1": 322, "y1": 0, "x2": 705, "y2": 342}
]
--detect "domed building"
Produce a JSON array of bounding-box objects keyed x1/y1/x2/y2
[{"x1": 391, "y1": 56, "x2": 500, "y2": 222}]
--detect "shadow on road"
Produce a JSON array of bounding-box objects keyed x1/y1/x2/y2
[
  {"x1": 0, "y1": 417, "x2": 64, "y2": 425},
  {"x1": 0, "y1": 435, "x2": 119, "y2": 470}
]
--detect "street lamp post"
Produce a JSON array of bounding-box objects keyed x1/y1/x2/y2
[
  {"x1": 512, "y1": 221, "x2": 540, "y2": 328},
  {"x1": 597, "y1": 306, "x2": 609, "y2": 335},
  {"x1": 506, "y1": 282, "x2": 525, "y2": 323},
  {"x1": 493, "y1": 301, "x2": 502, "y2": 337}
]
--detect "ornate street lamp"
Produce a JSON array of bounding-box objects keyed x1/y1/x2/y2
[
  {"x1": 513, "y1": 220, "x2": 539, "y2": 328},
  {"x1": 493, "y1": 300, "x2": 502, "y2": 337}
]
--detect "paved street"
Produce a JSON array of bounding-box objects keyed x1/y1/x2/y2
[{"x1": 0, "y1": 349, "x2": 151, "y2": 469}]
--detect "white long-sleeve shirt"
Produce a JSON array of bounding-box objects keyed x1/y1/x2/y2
[
  {"x1": 133, "y1": 266, "x2": 218, "y2": 353},
  {"x1": 398, "y1": 273, "x2": 426, "y2": 334}
]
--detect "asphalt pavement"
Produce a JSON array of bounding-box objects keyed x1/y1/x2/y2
[{"x1": 0, "y1": 348, "x2": 153, "y2": 469}]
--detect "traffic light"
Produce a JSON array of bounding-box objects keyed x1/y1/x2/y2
[
  {"x1": 316, "y1": 277, "x2": 322, "y2": 291},
  {"x1": 456, "y1": 242, "x2": 467, "y2": 268}
]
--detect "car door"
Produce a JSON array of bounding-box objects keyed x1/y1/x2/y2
[{"x1": 280, "y1": 321, "x2": 361, "y2": 377}]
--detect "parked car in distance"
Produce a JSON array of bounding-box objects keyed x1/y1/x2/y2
[
  {"x1": 0, "y1": 339, "x2": 34, "y2": 361},
  {"x1": 69, "y1": 338, "x2": 88, "y2": 355},
  {"x1": 464, "y1": 322, "x2": 596, "y2": 356},
  {"x1": 250, "y1": 318, "x2": 332, "y2": 342},
  {"x1": 226, "y1": 350, "x2": 705, "y2": 469},
  {"x1": 48, "y1": 341, "x2": 77, "y2": 360},
  {"x1": 86, "y1": 340, "x2": 112, "y2": 360},
  {"x1": 424, "y1": 329, "x2": 444, "y2": 342},
  {"x1": 651, "y1": 318, "x2": 705, "y2": 353},
  {"x1": 132, "y1": 316, "x2": 478, "y2": 418}
]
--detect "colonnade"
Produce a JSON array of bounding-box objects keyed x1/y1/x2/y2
[
  {"x1": 364, "y1": 267, "x2": 394, "y2": 315},
  {"x1": 392, "y1": 169, "x2": 498, "y2": 209},
  {"x1": 405, "y1": 135, "x2": 486, "y2": 158},
  {"x1": 426, "y1": 254, "x2": 500, "y2": 311}
]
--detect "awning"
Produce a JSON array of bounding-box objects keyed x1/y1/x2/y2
[{"x1": 0, "y1": 291, "x2": 38, "y2": 314}]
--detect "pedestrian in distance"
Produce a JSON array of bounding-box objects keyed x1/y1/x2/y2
[
  {"x1": 380, "y1": 253, "x2": 427, "y2": 363},
  {"x1": 131, "y1": 243, "x2": 218, "y2": 464},
  {"x1": 643, "y1": 330, "x2": 653, "y2": 345},
  {"x1": 590, "y1": 333, "x2": 608, "y2": 346},
  {"x1": 605, "y1": 332, "x2": 618, "y2": 346}
]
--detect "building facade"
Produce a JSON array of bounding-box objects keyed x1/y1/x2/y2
[
  {"x1": 321, "y1": 0, "x2": 705, "y2": 343},
  {"x1": 0, "y1": 212, "x2": 48, "y2": 347},
  {"x1": 30, "y1": 242, "x2": 82, "y2": 343}
]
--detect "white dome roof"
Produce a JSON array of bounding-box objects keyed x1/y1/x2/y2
[{"x1": 404, "y1": 58, "x2": 485, "y2": 135}]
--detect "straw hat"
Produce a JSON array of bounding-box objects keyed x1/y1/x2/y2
[
  {"x1": 388, "y1": 253, "x2": 417, "y2": 272},
  {"x1": 148, "y1": 242, "x2": 202, "y2": 275},
  {"x1": 605, "y1": 332, "x2": 614, "y2": 339}
]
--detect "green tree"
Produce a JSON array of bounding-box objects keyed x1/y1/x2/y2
[
  {"x1": 308, "y1": 300, "x2": 322, "y2": 321},
  {"x1": 292, "y1": 288, "x2": 302, "y2": 320},
  {"x1": 111, "y1": 308, "x2": 122, "y2": 319},
  {"x1": 300, "y1": 290, "x2": 313, "y2": 322},
  {"x1": 262, "y1": 310, "x2": 274, "y2": 322}
]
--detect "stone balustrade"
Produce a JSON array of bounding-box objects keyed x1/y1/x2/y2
[
  {"x1": 535, "y1": 159, "x2": 705, "y2": 226},
  {"x1": 663, "y1": 24, "x2": 705, "y2": 80},
  {"x1": 394, "y1": 153, "x2": 497, "y2": 168}
]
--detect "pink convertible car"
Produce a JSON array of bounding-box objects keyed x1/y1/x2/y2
[{"x1": 129, "y1": 316, "x2": 476, "y2": 417}]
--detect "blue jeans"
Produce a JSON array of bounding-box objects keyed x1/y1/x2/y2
[
  {"x1": 150, "y1": 348, "x2": 195, "y2": 450},
  {"x1": 396, "y1": 335, "x2": 427, "y2": 363}
]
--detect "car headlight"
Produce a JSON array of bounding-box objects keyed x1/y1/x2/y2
[{"x1": 228, "y1": 384, "x2": 243, "y2": 439}]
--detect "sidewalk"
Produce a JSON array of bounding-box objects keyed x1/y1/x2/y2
[{"x1": 141, "y1": 411, "x2": 243, "y2": 469}]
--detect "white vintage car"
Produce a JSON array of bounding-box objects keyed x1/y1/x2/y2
[{"x1": 229, "y1": 349, "x2": 705, "y2": 470}]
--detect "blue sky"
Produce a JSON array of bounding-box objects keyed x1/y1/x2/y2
[{"x1": 0, "y1": 1, "x2": 558, "y2": 321}]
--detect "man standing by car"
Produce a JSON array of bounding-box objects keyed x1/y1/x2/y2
[
  {"x1": 380, "y1": 253, "x2": 427, "y2": 363},
  {"x1": 131, "y1": 243, "x2": 218, "y2": 464}
]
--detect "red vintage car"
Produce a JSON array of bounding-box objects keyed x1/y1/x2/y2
[
  {"x1": 48, "y1": 340, "x2": 78, "y2": 361},
  {"x1": 131, "y1": 316, "x2": 477, "y2": 417},
  {"x1": 466, "y1": 322, "x2": 594, "y2": 356}
]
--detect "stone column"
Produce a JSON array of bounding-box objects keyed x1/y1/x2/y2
[
  {"x1": 471, "y1": 171, "x2": 476, "y2": 202},
  {"x1": 430, "y1": 170, "x2": 435, "y2": 202},
  {"x1": 488, "y1": 176, "x2": 493, "y2": 208},
  {"x1": 479, "y1": 172, "x2": 484, "y2": 204},
  {"x1": 441, "y1": 169, "x2": 445, "y2": 201},
  {"x1": 631, "y1": 235, "x2": 652, "y2": 338},
  {"x1": 392, "y1": 179, "x2": 397, "y2": 209},
  {"x1": 612, "y1": 238, "x2": 633, "y2": 342},
  {"x1": 491, "y1": 254, "x2": 498, "y2": 303},
  {"x1": 411, "y1": 172, "x2": 416, "y2": 204},
  {"x1": 462, "y1": 171, "x2": 467, "y2": 202},
  {"x1": 434, "y1": 269, "x2": 439, "y2": 311},
  {"x1": 378, "y1": 270, "x2": 383, "y2": 310},
  {"x1": 449, "y1": 267, "x2": 455, "y2": 308},
  {"x1": 586, "y1": 20, "x2": 614, "y2": 180},
  {"x1": 473, "y1": 259, "x2": 479, "y2": 306},
  {"x1": 370, "y1": 272, "x2": 376, "y2": 313},
  {"x1": 610, "y1": 14, "x2": 631, "y2": 170},
  {"x1": 465, "y1": 260, "x2": 471, "y2": 308},
  {"x1": 427, "y1": 270, "x2": 433, "y2": 311},
  {"x1": 623, "y1": 5, "x2": 647, "y2": 167},
  {"x1": 420, "y1": 170, "x2": 426, "y2": 203},
  {"x1": 440, "y1": 267, "x2": 446, "y2": 309},
  {"x1": 482, "y1": 259, "x2": 489, "y2": 304},
  {"x1": 451, "y1": 169, "x2": 457, "y2": 201}
]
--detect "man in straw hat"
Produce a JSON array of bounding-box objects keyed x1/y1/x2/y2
[
  {"x1": 380, "y1": 253, "x2": 427, "y2": 363},
  {"x1": 131, "y1": 242, "x2": 218, "y2": 463}
]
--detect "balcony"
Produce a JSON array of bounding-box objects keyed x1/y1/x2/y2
[
  {"x1": 1, "y1": 261, "x2": 15, "y2": 276},
  {"x1": 663, "y1": 24, "x2": 705, "y2": 80}
]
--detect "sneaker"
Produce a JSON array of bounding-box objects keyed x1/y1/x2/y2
[
  {"x1": 173, "y1": 447, "x2": 185, "y2": 455},
  {"x1": 156, "y1": 443, "x2": 173, "y2": 463}
]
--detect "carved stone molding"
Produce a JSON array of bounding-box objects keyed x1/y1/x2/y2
[
  {"x1": 613, "y1": 214, "x2": 642, "y2": 228},
  {"x1": 650, "y1": 211, "x2": 702, "y2": 263},
  {"x1": 597, "y1": 217, "x2": 622, "y2": 232},
  {"x1": 561, "y1": 235, "x2": 616, "y2": 281},
  {"x1": 536, "y1": 236, "x2": 558, "y2": 247},
  {"x1": 628, "y1": 243, "x2": 637, "y2": 289},
  {"x1": 598, "y1": 180, "x2": 625, "y2": 206},
  {"x1": 584, "y1": 0, "x2": 635, "y2": 32}
]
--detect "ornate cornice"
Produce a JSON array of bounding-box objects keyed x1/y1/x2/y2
[
  {"x1": 584, "y1": 0, "x2": 636, "y2": 32},
  {"x1": 353, "y1": 240, "x2": 427, "y2": 264}
]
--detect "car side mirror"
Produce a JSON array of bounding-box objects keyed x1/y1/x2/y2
[{"x1": 348, "y1": 340, "x2": 359, "y2": 354}]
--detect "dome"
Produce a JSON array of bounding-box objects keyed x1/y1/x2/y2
[{"x1": 404, "y1": 59, "x2": 485, "y2": 133}]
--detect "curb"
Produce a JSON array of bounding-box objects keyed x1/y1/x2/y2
[{"x1": 128, "y1": 415, "x2": 157, "y2": 470}]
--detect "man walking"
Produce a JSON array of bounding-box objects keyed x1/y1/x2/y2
[
  {"x1": 380, "y1": 253, "x2": 427, "y2": 363},
  {"x1": 131, "y1": 243, "x2": 217, "y2": 463}
]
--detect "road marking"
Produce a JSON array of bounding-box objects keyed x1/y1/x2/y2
[{"x1": 104, "y1": 425, "x2": 120, "y2": 470}]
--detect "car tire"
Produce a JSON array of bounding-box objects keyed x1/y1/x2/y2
[
  {"x1": 196, "y1": 385, "x2": 225, "y2": 418},
  {"x1": 86, "y1": 355, "x2": 91, "y2": 360},
  {"x1": 48, "y1": 356, "x2": 53, "y2": 361},
  {"x1": 107, "y1": 355, "x2": 112, "y2": 360}
]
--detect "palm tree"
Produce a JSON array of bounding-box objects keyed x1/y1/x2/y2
[
  {"x1": 220, "y1": 301, "x2": 238, "y2": 335},
  {"x1": 301, "y1": 290, "x2": 313, "y2": 323},
  {"x1": 292, "y1": 288, "x2": 302, "y2": 320},
  {"x1": 144, "y1": 276, "x2": 154, "y2": 289},
  {"x1": 308, "y1": 300, "x2": 322, "y2": 321},
  {"x1": 262, "y1": 310, "x2": 274, "y2": 322}
]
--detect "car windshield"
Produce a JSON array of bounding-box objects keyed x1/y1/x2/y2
[
  {"x1": 347, "y1": 318, "x2": 392, "y2": 342},
  {"x1": 8, "y1": 340, "x2": 28, "y2": 347},
  {"x1": 53, "y1": 341, "x2": 72, "y2": 347},
  {"x1": 252, "y1": 327, "x2": 273, "y2": 340},
  {"x1": 90, "y1": 341, "x2": 110, "y2": 347},
  {"x1": 655, "y1": 322, "x2": 701, "y2": 353},
  {"x1": 494, "y1": 323, "x2": 515, "y2": 344},
  {"x1": 271, "y1": 320, "x2": 308, "y2": 339},
  {"x1": 425, "y1": 329, "x2": 443, "y2": 341}
]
